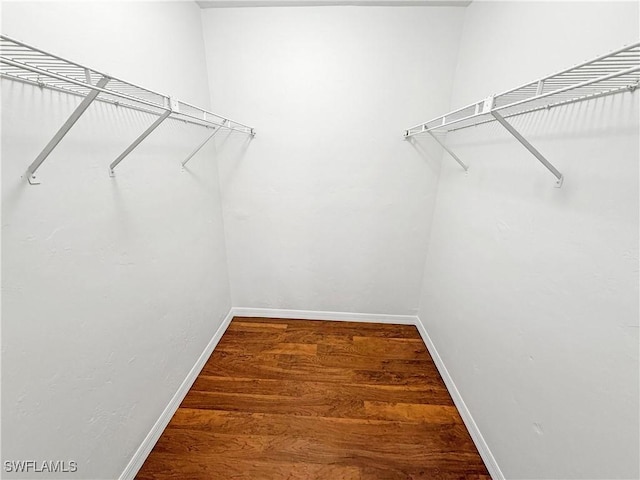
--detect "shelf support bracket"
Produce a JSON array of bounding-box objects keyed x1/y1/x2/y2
[
  {"x1": 109, "y1": 109, "x2": 172, "y2": 176},
  {"x1": 491, "y1": 110, "x2": 564, "y2": 187},
  {"x1": 181, "y1": 120, "x2": 227, "y2": 168},
  {"x1": 427, "y1": 131, "x2": 469, "y2": 171},
  {"x1": 25, "y1": 75, "x2": 110, "y2": 184}
]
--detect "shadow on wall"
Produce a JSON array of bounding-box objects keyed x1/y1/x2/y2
[
  {"x1": 1, "y1": 76, "x2": 252, "y2": 259},
  {"x1": 2, "y1": 82, "x2": 217, "y2": 177},
  {"x1": 402, "y1": 90, "x2": 639, "y2": 210},
  {"x1": 178, "y1": 126, "x2": 254, "y2": 193},
  {"x1": 404, "y1": 135, "x2": 445, "y2": 175},
  {"x1": 215, "y1": 131, "x2": 255, "y2": 187}
]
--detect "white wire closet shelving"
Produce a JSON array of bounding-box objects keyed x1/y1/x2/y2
[
  {"x1": 0, "y1": 34, "x2": 255, "y2": 184},
  {"x1": 405, "y1": 42, "x2": 640, "y2": 186}
]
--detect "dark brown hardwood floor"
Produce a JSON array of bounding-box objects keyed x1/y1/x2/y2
[{"x1": 136, "y1": 317, "x2": 490, "y2": 480}]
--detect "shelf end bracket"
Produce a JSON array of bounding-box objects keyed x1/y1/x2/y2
[
  {"x1": 181, "y1": 120, "x2": 227, "y2": 168},
  {"x1": 109, "y1": 109, "x2": 172, "y2": 176},
  {"x1": 491, "y1": 110, "x2": 564, "y2": 187},
  {"x1": 426, "y1": 130, "x2": 469, "y2": 171}
]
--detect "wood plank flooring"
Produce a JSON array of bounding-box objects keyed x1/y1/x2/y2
[{"x1": 136, "y1": 318, "x2": 490, "y2": 480}]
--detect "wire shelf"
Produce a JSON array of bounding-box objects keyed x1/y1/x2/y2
[
  {"x1": 0, "y1": 34, "x2": 255, "y2": 133},
  {"x1": 405, "y1": 42, "x2": 640, "y2": 136},
  {"x1": 0, "y1": 34, "x2": 255, "y2": 182}
]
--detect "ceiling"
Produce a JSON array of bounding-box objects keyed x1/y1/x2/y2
[{"x1": 196, "y1": 0, "x2": 471, "y2": 7}]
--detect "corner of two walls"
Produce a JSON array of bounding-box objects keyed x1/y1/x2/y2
[
  {"x1": 2, "y1": 4, "x2": 468, "y2": 478},
  {"x1": 1, "y1": 2, "x2": 232, "y2": 479},
  {"x1": 6, "y1": 2, "x2": 637, "y2": 479},
  {"x1": 417, "y1": 1, "x2": 640, "y2": 479}
]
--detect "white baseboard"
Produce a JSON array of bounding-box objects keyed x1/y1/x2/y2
[
  {"x1": 415, "y1": 316, "x2": 505, "y2": 480},
  {"x1": 118, "y1": 308, "x2": 235, "y2": 480},
  {"x1": 120, "y1": 308, "x2": 503, "y2": 480},
  {"x1": 232, "y1": 306, "x2": 417, "y2": 325}
]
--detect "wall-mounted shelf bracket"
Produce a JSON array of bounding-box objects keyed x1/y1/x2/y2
[
  {"x1": 1, "y1": 33, "x2": 256, "y2": 182},
  {"x1": 108, "y1": 109, "x2": 172, "y2": 177},
  {"x1": 490, "y1": 109, "x2": 564, "y2": 187},
  {"x1": 404, "y1": 125, "x2": 469, "y2": 171},
  {"x1": 24, "y1": 74, "x2": 110, "y2": 184},
  {"x1": 181, "y1": 120, "x2": 227, "y2": 168},
  {"x1": 426, "y1": 130, "x2": 469, "y2": 172},
  {"x1": 403, "y1": 42, "x2": 639, "y2": 187}
]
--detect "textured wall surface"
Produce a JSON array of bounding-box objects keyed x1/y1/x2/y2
[
  {"x1": 1, "y1": 2, "x2": 233, "y2": 478},
  {"x1": 418, "y1": 2, "x2": 639, "y2": 478},
  {"x1": 200, "y1": 6, "x2": 464, "y2": 314},
  {"x1": 3, "y1": 2, "x2": 638, "y2": 479}
]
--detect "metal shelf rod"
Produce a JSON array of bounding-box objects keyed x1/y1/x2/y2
[
  {"x1": 492, "y1": 42, "x2": 640, "y2": 100},
  {"x1": 178, "y1": 99, "x2": 253, "y2": 132},
  {"x1": 406, "y1": 65, "x2": 639, "y2": 137},
  {"x1": 403, "y1": 42, "x2": 639, "y2": 185},
  {"x1": 1, "y1": 35, "x2": 91, "y2": 70},
  {"x1": 1, "y1": 58, "x2": 250, "y2": 134},
  {"x1": 1, "y1": 34, "x2": 251, "y2": 132},
  {"x1": 405, "y1": 43, "x2": 640, "y2": 136},
  {"x1": 1, "y1": 72, "x2": 226, "y2": 132},
  {"x1": 493, "y1": 66, "x2": 639, "y2": 113},
  {"x1": 1, "y1": 57, "x2": 167, "y2": 111},
  {"x1": 1, "y1": 33, "x2": 255, "y2": 182},
  {"x1": 447, "y1": 86, "x2": 631, "y2": 133}
]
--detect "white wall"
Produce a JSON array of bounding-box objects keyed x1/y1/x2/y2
[
  {"x1": 1, "y1": 2, "x2": 232, "y2": 478},
  {"x1": 201, "y1": 6, "x2": 465, "y2": 314},
  {"x1": 4, "y1": 2, "x2": 637, "y2": 479},
  {"x1": 418, "y1": 1, "x2": 639, "y2": 478}
]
